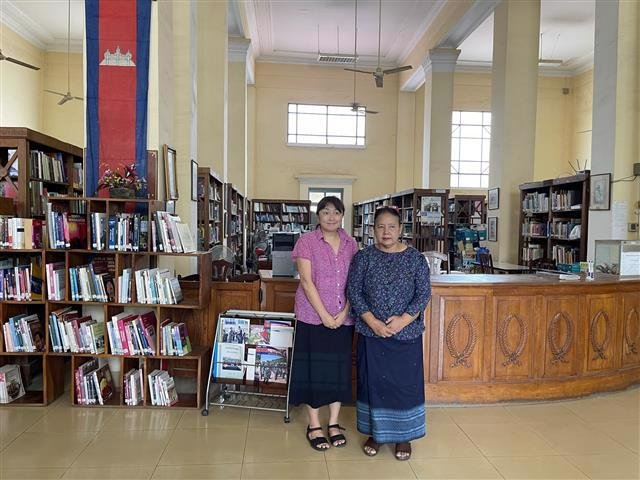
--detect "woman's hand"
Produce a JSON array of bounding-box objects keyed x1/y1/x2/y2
[
  {"x1": 321, "y1": 313, "x2": 339, "y2": 329},
  {"x1": 371, "y1": 320, "x2": 395, "y2": 338},
  {"x1": 333, "y1": 306, "x2": 349, "y2": 327},
  {"x1": 385, "y1": 315, "x2": 406, "y2": 335}
]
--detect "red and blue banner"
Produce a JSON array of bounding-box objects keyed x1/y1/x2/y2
[{"x1": 85, "y1": 0, "x2": 151, "y2": 197}]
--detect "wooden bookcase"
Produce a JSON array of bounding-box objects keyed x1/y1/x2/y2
[
  {"x1": 353, "y1": 195, "x2": 391, "y2": 247},
  {"x1": 389, "y1": 188, "x2": 450, "y2": 253},
  {"x1": 251, "y1": 199, "x2": 311, "y2": 234},
  {"x1": 196, "y1": 167, "x2": 223, "y2": 250},
  {"x1": 447, "y1": 195, "x2": 486, "y2": 265},
  {"x1": 518, "y1": 172, "x2": 590, "y2": 266},
  {"x1": 0, "y1": 128, "x2": 83, "y2": 218},
  {"x1": 225, "y1": 184, "x2": 245, "y2": 273},
  {"x1": 1, "y1": 196, "x2": 212, "y2": 408}
]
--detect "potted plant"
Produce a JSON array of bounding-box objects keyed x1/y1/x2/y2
[{"x1": 98, "y1": 164, "x2": 147, "y2": 198}]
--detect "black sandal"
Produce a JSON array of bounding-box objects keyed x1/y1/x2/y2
[
  {"x1": 363, "y1": 436, "x2": 380, "y2": 456},
  {"x1": 328, "y1": 423, "x2": 347, "y2": 447},
  {"x1": 395, "y1": 442, "x2": 411, "y2": 461},
  {"x1": 306, "y1": 426, "x2": 330, "y2": 451}
]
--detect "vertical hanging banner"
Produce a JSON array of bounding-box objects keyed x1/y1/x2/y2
[{"x1": 85, "y1": 0, "x2": 151, "y2": 197}]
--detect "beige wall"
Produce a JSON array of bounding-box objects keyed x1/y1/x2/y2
[
  {"x1": 0, "y1": 24, "x2": 44, "y2": 130},
  {"x1": 253, "y1": 63, "x2": 398, "y2": 203},
  {"x1": 227, "y1": 61, "x2": 246, "y2": 193},
  {"x1": 42, "y1": 52, "x2": 83, "y2": 147},
  {"x1": 571, "y1": 69, "x2": 593, "y2": 170}
]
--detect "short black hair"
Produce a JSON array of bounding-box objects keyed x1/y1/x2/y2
[
  {"x1": 374, "y1": 206, "x2": 401, "y2": 224},
  {"x1": 316, "y1": 196, "x2": 345, "y2": 215}
]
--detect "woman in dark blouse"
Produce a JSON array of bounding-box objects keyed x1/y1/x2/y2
[{"x1": 347, "y1": 206, "x2": 431, "y2": 461}]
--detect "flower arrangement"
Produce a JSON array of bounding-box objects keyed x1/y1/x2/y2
[{"x1": 97, "y1": 163, "x2": 147, "y2": 192}]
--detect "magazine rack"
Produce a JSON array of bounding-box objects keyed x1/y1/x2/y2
[{"x1": 202, "y1": 309, "x2": 297, "y2": 422}]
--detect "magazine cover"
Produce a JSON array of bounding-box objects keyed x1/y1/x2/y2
[
  {"x1": 217, "y1": 343, "x2": 245, "y2": 380},
  {"x1": 221, "y1": 317, "x2": 249, "y2": 344},
  {"x1": 247, "y1": 324, "x2": 269, "y2": 345},
  {"x1": 419, "y1": 196, "x2": 443, "y2": 225},
  {"x1": 256, "y1": 345, "x2": 288, "y2": 384},
  {"x1": 266, "y1": 323, "x2": 294, "y2": 349}
]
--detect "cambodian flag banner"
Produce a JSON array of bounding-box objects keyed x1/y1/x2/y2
[{"x1": 85, "y1": 0, "x2": 151, "y2": 196}]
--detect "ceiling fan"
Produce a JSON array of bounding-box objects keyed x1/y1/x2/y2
[
  {"x1": 45, "y1": 0, "x2": 83, "y2": 105},
  {"x1": 0, "y1": 49, "x2": 40, "y2": 70},
  {"x1": 344, "y1": 0, "x2": 412, "y2": 88},
  {"x1": 349, "y1": 0, "x2": 377, "y2": 114}
]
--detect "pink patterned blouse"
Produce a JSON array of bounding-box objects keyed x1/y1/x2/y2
[{"x1": 291, "y1": 228, "x2": 359, "y2": 326}]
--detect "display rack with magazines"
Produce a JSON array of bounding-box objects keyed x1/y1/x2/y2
[{"x1": 202, "y1": 309, "x2": 297, "y2": 422}]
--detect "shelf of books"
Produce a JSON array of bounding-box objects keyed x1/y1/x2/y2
[
  {"x1": 1, "y1": 195, "x2": 213, "y2": 408},
  {"x1": 251, "y1": 199, "x2": 311, "y2": 234},
  {"x1": 352, "y1": 195, "x2": 391, "y2": 247},
  {"x1": 447, "y1": 195, "x2": 487, "y2": 269},
  {"x1": 196, "y1": 167, "x2": 223, "y2": 250},
  {"x1": 203, "y1": 310, "x2": 296, "y2": 421},
  {"x1": 225, "y1": 184, "x2": 245, "y2": 273},
  {"x1": 0, "y1": 128, "x2": 83, "y2": 219},
  {"x1": 518, "y1": 172, "x2": 589, "y2": 267}
]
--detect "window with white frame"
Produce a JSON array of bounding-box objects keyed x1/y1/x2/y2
[
  {"x1": 287, "y1": 103, "x2": 366, "y2": 147},
  {"x1": 450, "y1": 111, "x2": 491, "y2": 188}
]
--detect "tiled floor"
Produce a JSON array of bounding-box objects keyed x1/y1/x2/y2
[{"x1": 0, "y1": 388, "x2": 638, "y2": 479}]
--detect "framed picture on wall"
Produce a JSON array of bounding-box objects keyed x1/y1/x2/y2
[
  {"x1": 589, "y1": 173, "x2": 611, "y2": 210},
  {"x1": 163, "y1": 144, "x2": 178, "y2": 200},
  {"x1": 488, "y1": 216, "x2": 498, "y2": 242},
  {"x1": 191, "y1": 160, "x2": 198, "y2": 201},
  {"x1": 488, "y1": 188, "x2": 500, "y2": 210}
]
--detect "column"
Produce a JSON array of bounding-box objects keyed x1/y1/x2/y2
[
  {"x1": 488, "y1": 0, "x2": 540, "y2": 263},
  {"x1": 589, "y1": 0, "x2": 640, "y2": 256},
  {"x1": 421, "y1": 48, "x2": 460, "y2": 188},
  {"x1": 197, "y1": 1, "x2": 228, "y2": 179}
]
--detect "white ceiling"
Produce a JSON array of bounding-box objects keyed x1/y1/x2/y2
[
  {"x1": 1, "y1": 0, "x2": 84, "y2": 52},
  {"x1": 458, "y1": 1, "x2": 595, "y2": 74},
  {"x1": 1, "y1": 0, "x2": 596, "y2": 74}
]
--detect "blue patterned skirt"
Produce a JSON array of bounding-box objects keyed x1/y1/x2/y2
[{"x1": 357, "y1": 334, "x2": 425, "y2": 443}]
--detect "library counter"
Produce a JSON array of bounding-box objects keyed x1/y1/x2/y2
[{"x1": 258, "y1": 270, "x2": 640, "y2": 403}]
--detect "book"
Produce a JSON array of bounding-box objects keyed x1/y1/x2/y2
[
  {"x1": 176, "y1": 222, "x2": 196, "y2": 253},
  {"x1": 256, "y1": 345, "x2": 288, "y2": 384},
  {"x1": 0, "y1": 364, "x2": 25, "y2": 403},
  {"x1": 91, "y1": 363, "x2": 114, "y2": 405},
  {"x1": 216, "y1": 343, "x2": 244, "y2": 380},
  {"x1": 247, "y1": 324, "x2": 269, "y2": 345},
  {"x1": 265, "y1": 322, "x2": 294, "y2": 349},
  {"x1": 220, "y1": 317, "x2": 250, "y2": 344}
]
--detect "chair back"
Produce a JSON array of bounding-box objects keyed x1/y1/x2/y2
[
  {"x1": 212, "y1": 259, "x2": 232, "y2": 281},
  {"x1": 478, "y1": 252, "x2": 494, "y2": 274},
  {"x1": 422, "y1": 251, "x2": 450, "y2": 274}
]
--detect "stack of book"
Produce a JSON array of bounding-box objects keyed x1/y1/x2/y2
[
  {"x1": 160, "y1": 320, "x2": 192, "y2": 356},
  {"x1": 0, "y1": 217, "x2": 44, "y2": 249},
  {"x1": 522, "y1": 192, "x2": 549, "y2": 212},
  {"x1": 0, "y1": 365, "x2": 25, "y2": 404},
  {"x1": 45, "y1": 204, "x2": 87, "y2": 249},
  {"x1": 148, "y1": 370, "x2": 178, "y2": 406},
  {"x1": 3, "y1": 314, "x2": 44, "y2": 352},
  {"x1": 107, "y1": 311, "x2": 157, "y2": 355},
  {"x1": 151, "y1": 211, "x2": 196, "y2": 253},
  {"x1": 74, "y1": 359, "x2": 114, "y2": 405},
  {"x1": 522, "y1": 244, "x2": 544, "y2": 262},
  {"x1": 45, "y1": 262, "x2": 66, "y2": 301},
  {"x1": 91, "y1": 213, "x2": 149, "y2": 251},
  {"x1": 0, "y1": 260, "x2": 42, "y2": 301},
  {"x1": 551, "y1": 190, "x2": 580, "y2": 211},
  {"x1": 30, "y1": 151, "x2": 67, "y2": 183},
  {"x1": 123, "y1": 368, "x2": 144, "y2": 406},
  {"x1": 68, "y1": 263, "x2": 115, "y2": 302},
  {"x1": 47, "y1": 310, "x2": 105, "y2": 354}
]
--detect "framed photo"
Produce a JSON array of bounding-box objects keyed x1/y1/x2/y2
[
  {"x1": 589, "y1": 173, "x2": 611, "y2": 211},
  {"x1": 163, "y1": 144, "x2": 178, "y2": 200},
  {"x1": 488, "y1": 187, "x2": 500, "y2": 210},
  {"x1": 191, "y1": 159, "x2": 198, "y2": 201},
  {"x1": 488, "y1": 216, "x2": 498, "y2": 242}
]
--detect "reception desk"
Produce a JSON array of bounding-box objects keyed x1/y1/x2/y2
[{"x1": 258, "y1": 270, "x2": 640, "y2": 402}]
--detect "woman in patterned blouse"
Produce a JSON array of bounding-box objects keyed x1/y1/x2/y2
[
  {"x1": 289, "y1": 196, "x2": 358, "y2": 451},
  {"x1": 347, "y1": 206, "x2": 431, "y2": 461}
]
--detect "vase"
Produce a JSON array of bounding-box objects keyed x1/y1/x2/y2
[{"x1": 109, "y1": 187, "x2": 135, "y2": 198}]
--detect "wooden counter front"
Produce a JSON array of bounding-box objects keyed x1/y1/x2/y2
[{"x1": 257, "y1": 270, "x2": 640, "y2": 402}]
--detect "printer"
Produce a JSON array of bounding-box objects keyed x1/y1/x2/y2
[{"x1": 272, "y1": 232, "x2": 300, "y2": 277}]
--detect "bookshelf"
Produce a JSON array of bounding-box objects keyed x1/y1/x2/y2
[
  {"x1": 225, "y1": 184, "x2": 245, "y2": 273},
  {"x1": 518, "y1": 172, "x2": 590, "y2": 267},
  {"x1": 390, "y1": 189, "x2": 450, "y2": 253},
  {"x1": 447, "y1": 195, "x2": 486, "y2": 268},
  {"x1": 251, "y1": 199, "x2": 311, "y2": 234},
  {"x1": 197, "y1": 167, "x2": 223, "y2": 250},
  {"x1": 0, "y1": 128, "x2": 83, "y2": 219},
  {"x1": 1, "y1": 196, "x2": 212, "y2": 408},
  {"x1": 353, "y1": 195, "x2": 391, "y2": 247}
]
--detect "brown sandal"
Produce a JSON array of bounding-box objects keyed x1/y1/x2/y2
[
  {"x1": 395, "y1": 442, "x2": 411, "y2": 461},
  {"x1": 363, "y1": 436, "x2": 380, "y2": 456}
]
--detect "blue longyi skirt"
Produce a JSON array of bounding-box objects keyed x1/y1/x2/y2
[{"x1": 357, "y1": 334, "x2": 426, "y2": 443}]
